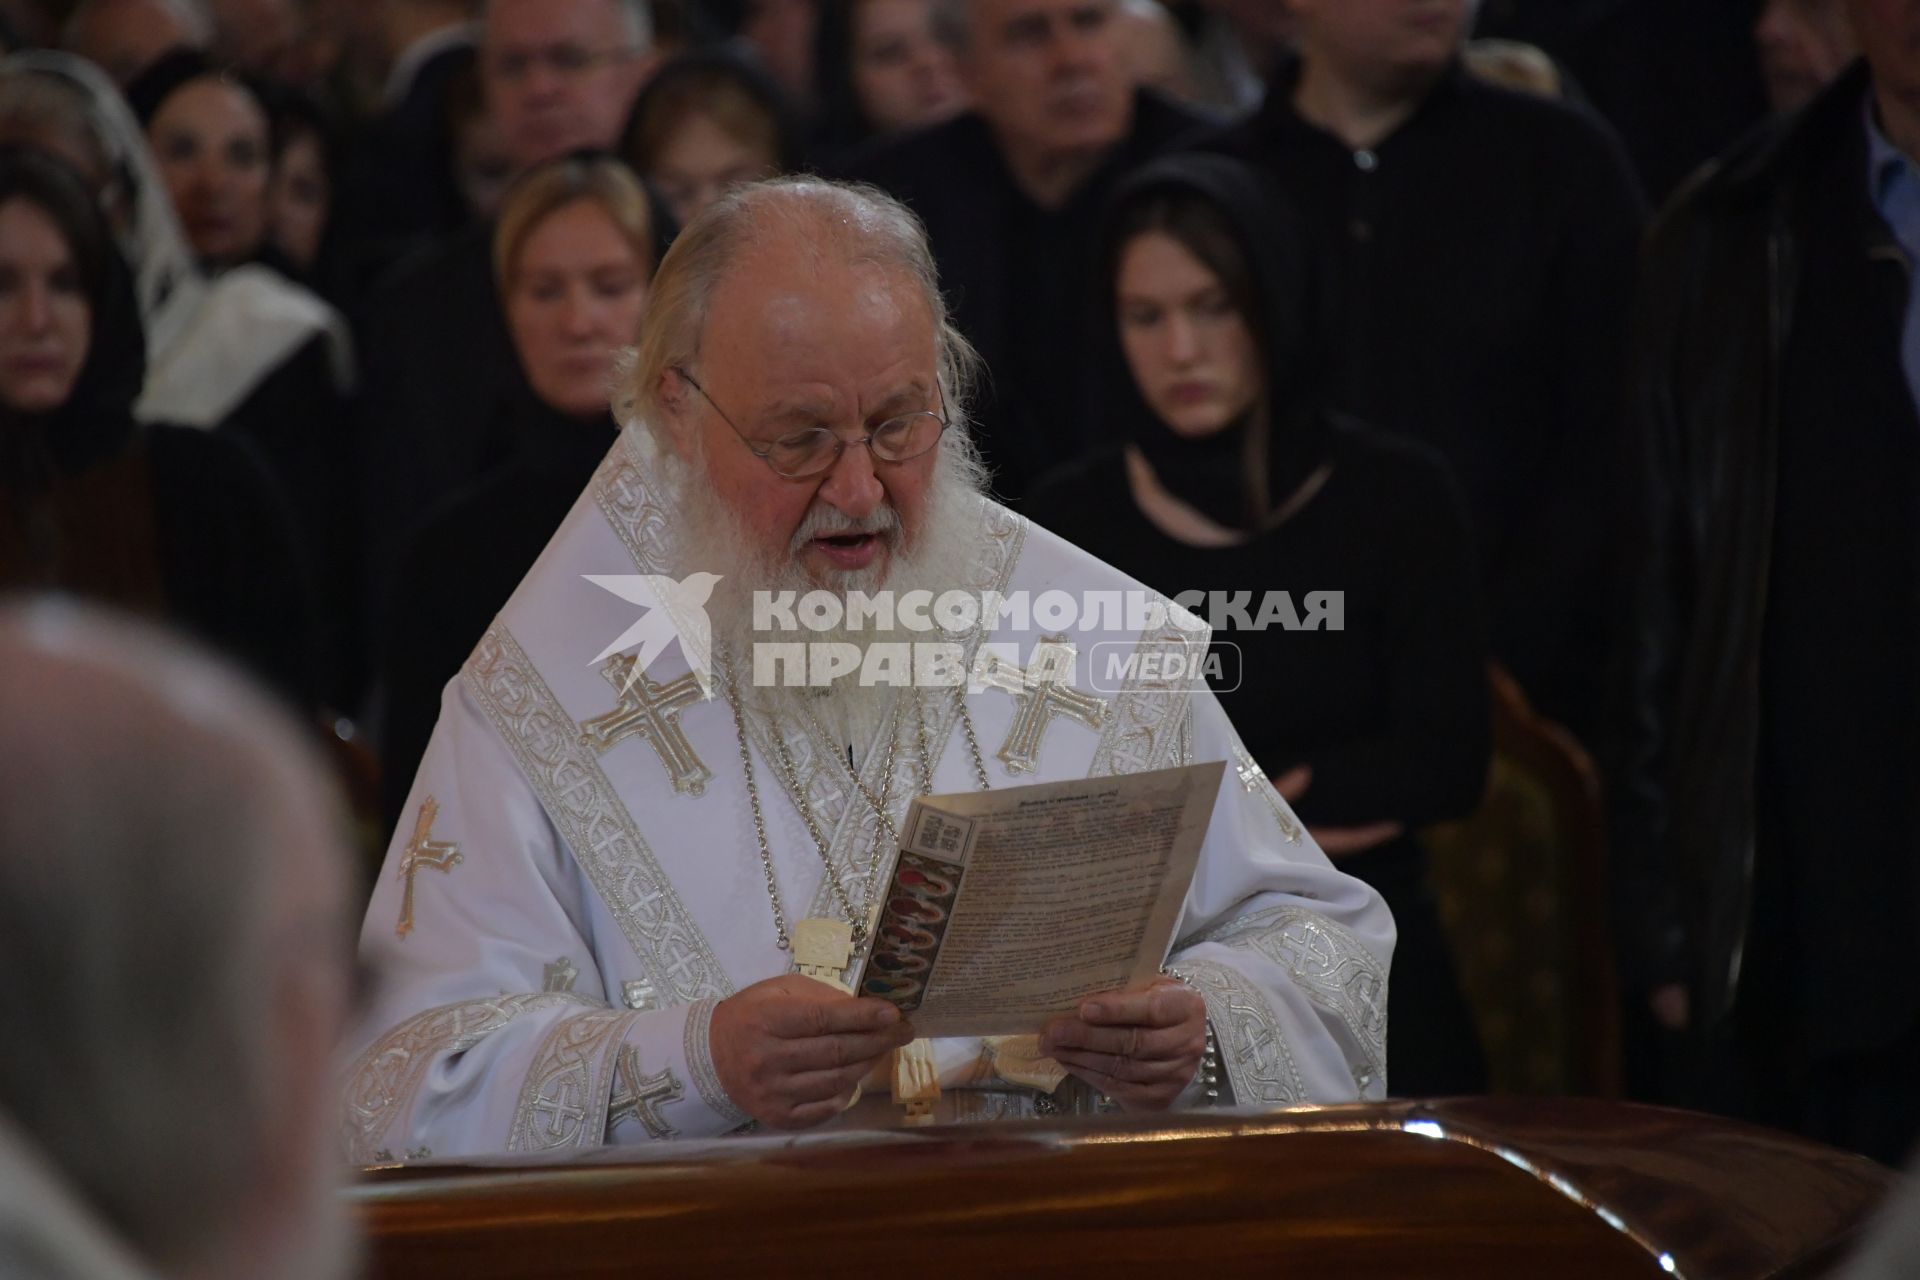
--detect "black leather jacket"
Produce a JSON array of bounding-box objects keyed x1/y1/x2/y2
[{"x1": 1610, "y1": 63, "x2": 1901, "y2": 1027}]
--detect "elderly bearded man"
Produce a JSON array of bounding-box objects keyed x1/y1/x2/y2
[{"x1": 342, "y1": 178, "x2": 1394, "y2": 1157}]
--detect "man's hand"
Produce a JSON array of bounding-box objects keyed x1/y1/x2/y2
[
  {"x1": 709, "y1": 975, "x2": 915, "y2": 1129},
  {"x1": 1039, "y1": 978, "x2": 1208, "y2": 1112}
]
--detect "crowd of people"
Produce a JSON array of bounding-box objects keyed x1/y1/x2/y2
[{"x1": 1, "y1": 0, "x2": 1916, "y2": 1268}]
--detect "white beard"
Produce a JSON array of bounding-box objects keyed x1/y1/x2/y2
[{"x1": 656, "y1": 431, "x2": 990, "y2": 752}]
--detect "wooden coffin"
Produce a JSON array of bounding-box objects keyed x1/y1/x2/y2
[{"x1": 347, "y1": 1098, "x2": 1895, "y2": 1278}]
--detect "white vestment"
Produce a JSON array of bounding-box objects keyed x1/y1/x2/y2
[{"x1": 341, "y1": 425, "x2": 1395, "y2": 1162}]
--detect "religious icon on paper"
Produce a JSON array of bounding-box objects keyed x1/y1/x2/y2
[{"x1": 861, "y1": 851, "x2": 964, "y2": 1015}]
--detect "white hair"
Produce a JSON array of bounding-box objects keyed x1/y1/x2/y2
[
  {"x1": 620, "y1": 175, "x2": 983, "y2": 449},
  {"x1": 0, "y1": 600, "x2": 352, "y2": 1279},
  {"x1": 657, "y1": 419, "x2": 991, "y2": 745}
]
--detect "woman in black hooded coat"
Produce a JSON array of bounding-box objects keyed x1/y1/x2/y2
[
  {"x1": 0, "y1": 146, "x2": 316, "y2": 709},
  {"x1": 1031, "y1": 153, "x2": 1492, "y2": 1096}
]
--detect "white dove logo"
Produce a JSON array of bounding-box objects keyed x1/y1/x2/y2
[{"x1": 584, "y1": 572, "x2": 723, "y2": 698}]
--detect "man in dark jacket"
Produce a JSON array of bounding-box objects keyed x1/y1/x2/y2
[
  {"x1": 1204, "y1": 0, "x2": 1646, "y2": 747},
  {"x1": 846, "y1": 0, "x2": 1211, "y2": 503},
  {"x1": 1613, "y1": 17, "x2": 1920, "y2": 1162}
]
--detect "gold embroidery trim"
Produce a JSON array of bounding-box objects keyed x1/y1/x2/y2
[
  {"x1": 339, "y1": 992, "x2": 593, "y2": 1163},
  {"x1": 462, "y1": 625, "x2": 733, "y2": 1006},
  {"x1": 1178, "y1": 957, "x2": 1305, "y2": 1108}
]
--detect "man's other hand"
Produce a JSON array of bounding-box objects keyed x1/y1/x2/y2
[
  {"x1": 1040, "y1": 978, "x2": 1208, "y2": 1112},
  {"x1": 709, "y1": 975, "x2": 915, "y2": 1129}
]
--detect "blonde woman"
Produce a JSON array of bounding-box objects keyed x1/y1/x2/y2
[{"x1": 378, "y1": 153, "x2": 655, "y2": 833}]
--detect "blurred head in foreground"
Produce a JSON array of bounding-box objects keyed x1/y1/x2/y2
[{"x1": 0, "y1": 597, "x2": 357, "y2": 1280}]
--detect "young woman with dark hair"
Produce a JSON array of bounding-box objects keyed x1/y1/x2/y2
[
  {"x1": 0, "y1": 145, "x2": 315, "y2": 707},
  {"x1": 1033, "y1": 152, "x2": 1493, "y2": 1096}
]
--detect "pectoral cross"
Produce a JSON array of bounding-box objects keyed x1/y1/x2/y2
[
  {"x1": 395, "y1": 796, "x2": 461, "y2": 939},
  {"x1": 978, "y1": 635, "x2": 1109, "y2": 774},
  {"x1": 579, "y1": 654, "x2": 713, "y2": 795},
  {"x1": 792, "y1": 917, "x2": 855, "y2": 994},
  {"x1": 607, "y1": 1046, "x2": 684, "y2": 1140}
]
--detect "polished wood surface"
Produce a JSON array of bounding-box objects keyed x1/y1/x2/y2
[{"x1": 348, "y1": 1099, "x2": 1892, "y2": 1278}]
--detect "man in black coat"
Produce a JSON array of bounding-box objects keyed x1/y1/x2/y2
[
  {"x1": 1204, "y1": 0, "x2": 1645, "y2": 747},
  {"x1": 846, "y1": 0, "x2": 1212, "y2": 504},
  {"x1": 1613, "y1": 12, "x2": 1920, "y2": 1162}
]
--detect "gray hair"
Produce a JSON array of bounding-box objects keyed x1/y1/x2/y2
[
  {"x1": 620, "y1": 175, "x2": 983, "y2": 449},
  {"x1": 0, "y1": 599, "x2": 351, "y2": 1274},
  {"x1": 483, "y1": 0, "x2": 653, "y2": 51}
]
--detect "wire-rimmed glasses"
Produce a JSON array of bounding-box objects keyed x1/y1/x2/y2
[{"x1": 673, "y1": 366, "x2": 948, "y2": 478}]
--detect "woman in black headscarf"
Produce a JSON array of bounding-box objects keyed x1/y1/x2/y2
[
  {"x1": 809, "y1": 0, "x2": 968, "y2": 162},
  {"x1": 2, "y1": 51, "x2": 358, "y2": 706},
  {"x1": 0, "y1": 145, "x2": 315, "y2": 707},
  {"x1": 1032, "y1": 152, "x2": 1492, "y2": 1096}
]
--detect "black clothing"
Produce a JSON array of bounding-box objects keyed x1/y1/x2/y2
[
  {"x1": 219, "y1": 327, "x2": 361, "y2": 706},
  {"x1": 1037, "y1": 149, "x2": 1491, "y2": 1090},
  {"x1": 378, "y1": 399, "x2": 617, "y2": 832},
  {"x1": 1094, "y1": 155, "x2": 1325, "y2": 532},
  {"x1": 1613, "y1": 64, "x2": 1920, "y2": 1161},
  {"x1": 844, "y1": 91, "x2": 1213, "y2": 504},
  {"x1": 1032, "y1": 435, "x2": 1490, "y2": 840},
  {"x1": 0, "y1": 204, "x2": 317, "y2": 708},
  {"x1": 1205, "y1": 62, "x2": 1645, "y2": 746},
  {"x1": 1033, "y1": 432, "x2": 1491, "y2": 1094},
  {"x1": 808, "y1": 0, "x2": 876, "y2": 163},
  {"x1": 2, "y1": 426, "x2": 318, "y2": 709},
  {"x1": 147, "y1": 426, "x2": 322, "y2": 705},
  {"x1": 325, "y1": 39, "x2": 477, "y2": 308},
  {"x1": 1474, "y1": 0, "x2": 1770, "y2": 203},
  {"x1": 353, "y1": 221, "x2": 526, "y2": 627}
]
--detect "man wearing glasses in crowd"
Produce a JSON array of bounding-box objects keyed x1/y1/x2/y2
[{"x1": 354, "y1": 0, "x2": 659, "y2": 623}]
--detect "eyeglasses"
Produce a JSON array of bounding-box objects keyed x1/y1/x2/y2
[
  {"x1": 673, "y1": 367, "x2": 949, "y2": 479},
  {"x1": 484, "y1": 43, "x2": 634, "y2": 85}
]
